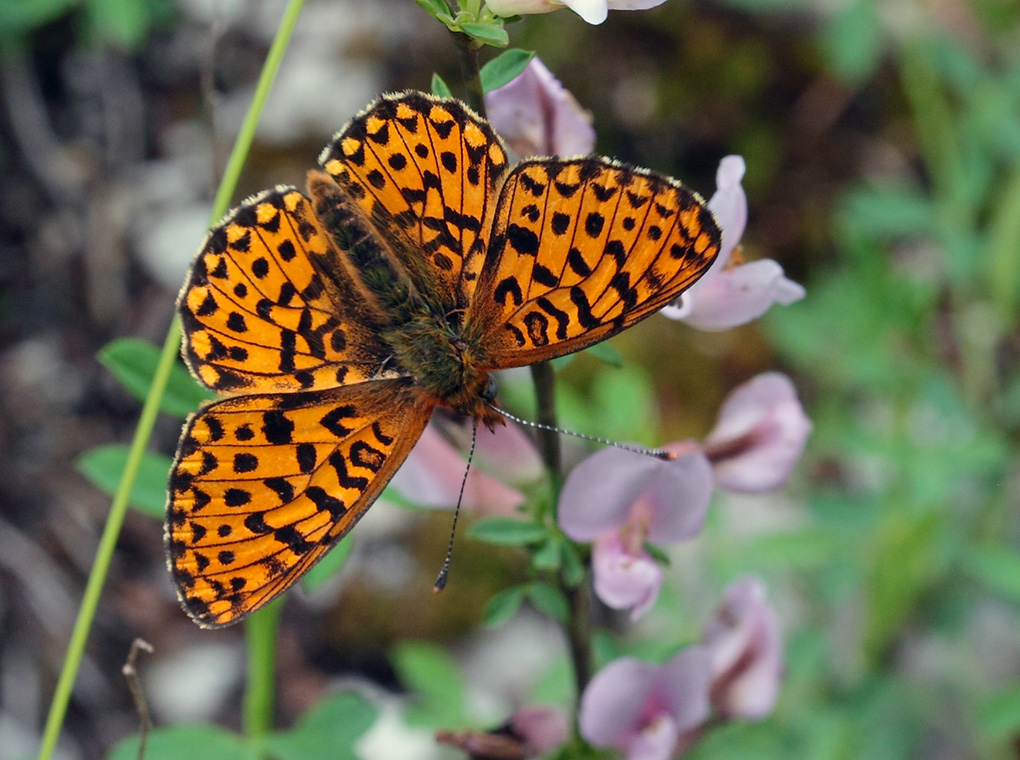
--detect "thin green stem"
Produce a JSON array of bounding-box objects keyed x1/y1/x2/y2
[
  {"x1": 37, "y1": 324, "x2": 181, "y2": 760},
  {"x1": 36, "y1": 3, "x2": 305, "y2": 758},
  {"x1": 530, "y1": 362, "x2": 562, "y2": 483},
  {"x1": 452, "y1": 31, "x2": 485, "y2": 114},
  {"x1": 244, "y1": 600, "x2": 284, "y2": 749}
]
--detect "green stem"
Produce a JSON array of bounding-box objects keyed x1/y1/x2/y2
[
  {"x1": 452, "y1": 31, "x2": 485, "y2": 114},
  {"x1": 36, "y1": 3, "x2": 305, "y2": 758},
  {"x1": 530, "y1": 362, "x2": 562, "y2": 483},
  {"x1": 37, "y1": 323, "x2": 182, "y2": 760},
  {"x1": 244, "y1": 600, "x2": 284, "y2": 748}
]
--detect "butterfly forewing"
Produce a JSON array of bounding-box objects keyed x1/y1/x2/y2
[
  {"x1": 179, "y1": 188, "x2": 391, "y2": 393},
  {"x1": 470, "y1": 158, "x2": 721, "y2": 368},
  {"x1": 166, "y1": 379, "x2": 432, "y2": 627},
  {"x1": 318, "y1": 92, "x2": 510, "y2": 309}
]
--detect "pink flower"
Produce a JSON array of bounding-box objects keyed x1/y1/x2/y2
[
  {"x1": 703, "y1": 576, "x2": 783, "y2": 720},
  {"x1": 484, "y1": 57, "x2": 595, "y2": 159},
  {"x1": 436, "y1": 705, "x2": 569, "y2": 758},
  {"x1": 579, "y1": 647, "x2": 712, "y2": 760},
  {"x1": 389, "y1": 415, "x2": 542, "y2": 516},
  {"x1": 558, "y1": 445, "x2": 713, "y2": 619},
  {"x1": 661, "y1": 156, "x2": 804, "y2": 330},
  {"x1": 485, "y1": 0, "x2": 669, "y2": 25},
  {"x1": 591, "y1": 532, "x2": 664, "y2": 619},
  {"x1": 702, "y1": 373, "x2": 812, "y2": 493}
]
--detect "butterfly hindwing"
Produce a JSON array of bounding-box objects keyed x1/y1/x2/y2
[
  {"x1": 179, "y1": 187, "x2": 390, "y2": 394},
  {"x1": 470, "y1": 158, "x2": 722, "y2": 368},
  {"x1": 166, "y1": 378, "x2": 433, "y2": 627},
  {"x1": 318, "y1": 92, "x2": 510, "y2": 310}
]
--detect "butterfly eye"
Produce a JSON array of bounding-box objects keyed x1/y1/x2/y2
[{"x1": 483, "y1": 376, "x2": 498, "y2": 401}]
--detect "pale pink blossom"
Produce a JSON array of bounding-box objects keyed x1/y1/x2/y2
[
  {"x1": 510, "y1": 706, "x2": 570, "y2": 754},
  {"x1": 703, "y1": 372, "x2": 812, "y2": 493},
  {"x1": 703, "y1": 576, "x2": 783, "y2": 720},
  {"x1": 662, "y1": 156, "x2": 804, "y2": 330},
  {"x1": 484, "y1": 57, "x2": 595, "y2": 159},
  {"x1": 436, "y1": 705, "x2": 569, "y2": 758},
  {"x1": 486, "y1": 0, "x2": 669, "y2": 25},
  {"x1": 558, "y1": 445, "x2": 712, "y2": 619},
  {"x1": 389, "y1": 416, "x2": 542, "y2": 516},
  {"x1": 591, "y1": 532, "x2": 663, "y2": 620},
  {"x1": 579, "y1": 648, "x2": 712, "y2": 760}
]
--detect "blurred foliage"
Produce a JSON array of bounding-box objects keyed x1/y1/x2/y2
[{"x1": 0, "y1": 0, "x2": 174, "y2": 51}]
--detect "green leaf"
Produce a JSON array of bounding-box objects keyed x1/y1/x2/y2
[
  {"x1": 391, "y1": 640, "x2": 465, "y2": 726},
  {"x1": 99, "y1": 338, "x2": 215, "y2": 418},
  {"x1": 301, "y1": 535, "x2": 354, "y2": 592},
  {"x1": 264, "y1": 692, "x2": 378, "y2": 760},
  {"x1": 77, "y1": 444, "x2": 172, "y2": 518},
  {"x1": 482, "y1": 585, "x2": 526, "y2": 627},
  {"x1": 531, "y1": 538, "x2": 561, "y2": 571},
  {"x1": 479, "y1": 48, "x2": 534, "y2": 93},
  {"x1": 108, "y1": 726, "x2": 258, "y2": 760},
  {"x1": 818, "y1": 0, "x2": 882, "y2": 84},
  {"x1": 431, "y1": 73, "x2": 453, "y2": 98},
  {"x1": 585, "y1": 341, "x2": 624, "y2": 367},
  {"x1": 643, "y1": 542, "x2": 671, "y2": 566},
  {"x1": 84, "y1": 0, "x2": 155, "y2": 50},
  {"x1": 963, "y1": 545, "x2": 1020, "y2": 604},
  {"x1": 979, "y1": 683, "x2": 1020, "y2": 742},
  {"x1": 559, "y1": 541, "x2": 586, "y2": 587},
  {"x1": 526, "y1": 582, "x2": 569, "y2": 622},
  {"x1": 457, "y1": 20, "x2": 509, "y2": 47},
  {"x1": 0, "y1": 0, "x2": 77, "y2": 39},
  {"x1": 467, "y1": 517, "x2": 547, "y2": 545},
  {"x1": 414, "y1": 0, "x2": 452, "y2": 19}
]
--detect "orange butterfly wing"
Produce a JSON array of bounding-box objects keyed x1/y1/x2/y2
[
  {"x1": 318, "y1": 92, "x2": 510, "y2": 309},
  {"x1": 166, "y1": 379, "x2": 432, "y2": 627},
  {"x1": 179, "y1": 187, "x2": 392, "y2": 393},
  {"x1": 468, "y1": 158, "x2": 721, "y2": 368}
]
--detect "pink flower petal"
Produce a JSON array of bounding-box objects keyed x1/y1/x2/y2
[
  {"x1": 661, "y1": 154, "x2": 805, "y2": 330},
  {"x1": 665, "y1": 259, "x2": 805, "y2": 331},
  {"x1": 441, "y1": 414, "x2": 544, "y2": 486},
  {"x1": 558, "y1": 448, "x2": 664, "y2": 541},
  {"x1": 580, "y1": 658, "x2": 661, "y2": 747},
  {"x1": 708, "y1": 155, "x2": 748, "y2": 266},
  {"x1": 511, "y1": 706, "x2": 570, "y2": 754},
  {"x1": 485, "y1": 0, "x2": 565, "y2": 18},
  {"x1": 655, "y1": 646, "x2": 713, "y2": 733},
  {"x1": 636, "y1": 447, "x2": 713, "y2": 544},
  {"x1": 581, "y1": 650, "x2": 712, "y2": 758},
  {"x1": 592, "y1": 533, "x2": 663, "y2": 620},
  {"x1": 607, "y1": 0, "x2": 670, "y2": 9},
  {"x1": 558, "y1": 448, "x2": 712, "y2": 543},
  {"x1": 487, "y1": 0, "x2": 667, "y2": 22},
  {"x1": 485, "y1": 57, "x2": 595, "y2": 159},
  {"x1": 624, "y1": 713, "x2": 679, "y2": 760},
  {"x1": 562, "y1": 0, "x2": 610, "y2": 23},
  {"x1": 703, "y1": 577, "x2": 782, "y2": 720},
  {"x1": 389, "y1": 424, "x2": 525, "y2": 515},
  {"x1": 704, "y1": 373, "x2": 811, "y2": 493}
]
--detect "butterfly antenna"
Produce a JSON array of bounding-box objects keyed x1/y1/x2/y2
[
  {"x1": 434, "y1": 420, "x2": 479, "y2": 593},
  {"x1": 486, "y1": 403, "x2": 675, "y2": 460}
]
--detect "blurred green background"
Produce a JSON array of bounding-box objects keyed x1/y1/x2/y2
[{"x1": 2, "y1": 0, "x2": 1020, "y2": 758}]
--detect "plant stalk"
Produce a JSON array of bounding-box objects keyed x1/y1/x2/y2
[{"x1": 35, "y1": 2, "x2": 305, "y2": 757}]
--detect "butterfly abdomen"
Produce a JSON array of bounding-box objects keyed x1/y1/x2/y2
[{"x1": 308, "y1": 171, "x2": 418, "y2": 324}]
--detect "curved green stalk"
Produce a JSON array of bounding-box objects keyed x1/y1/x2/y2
[
  {"x1": 244, "y1": 600, "x2": 284, "y2": 750},
  {"x1": 36, "y1": 2, "x2": 305, "y2": 758}
]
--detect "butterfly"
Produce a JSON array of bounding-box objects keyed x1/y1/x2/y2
[{"x1": 166, "y1": 91, "x2": 721, "y2": 627}]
